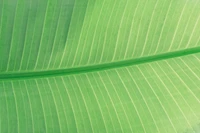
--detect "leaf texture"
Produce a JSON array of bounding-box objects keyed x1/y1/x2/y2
[{"x1": 0, "y1": 0, "x2": 200, "y2": 133}]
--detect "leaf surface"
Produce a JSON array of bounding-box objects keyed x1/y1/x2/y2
[{"x1": 0, "y1": 0, "x2": 200, "y2": 132}]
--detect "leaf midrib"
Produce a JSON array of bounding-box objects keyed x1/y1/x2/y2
[{"x1": 1, "y1": 46, "x2": 200, "y2": 80}]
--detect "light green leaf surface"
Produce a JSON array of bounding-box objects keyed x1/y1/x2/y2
[{"x1": 0, "y1": 0, "x2": 200, "y2": 133}]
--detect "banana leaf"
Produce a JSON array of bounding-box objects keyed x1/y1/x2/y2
[{"x1": 0, "y1": 0, "x2": 200, "y2": 132}]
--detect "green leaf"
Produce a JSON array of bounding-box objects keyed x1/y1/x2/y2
[{"x1": 0, "y1": 0, "x2": 200, "y2": 132}]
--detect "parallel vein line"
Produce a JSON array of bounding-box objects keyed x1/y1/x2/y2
[
  {"x1": 74, "y1": 76, "x2": 95, "y2": 133},
  {"x1": 61, "y1": 77, "x2": 79, "y2": 133},
  {"x1": 98, "y1": 72, "x2": 124, "y2": 133},
  {"x1": 85, "y1": 75, "x2": 109, "y2": 133},
  {"x1": 117, "y1": 69, "x2": 147, "y2": 133}
]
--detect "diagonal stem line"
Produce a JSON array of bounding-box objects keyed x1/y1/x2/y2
[{"x1": 1, "y1": 46, "x2": 200, "y2": 80}]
